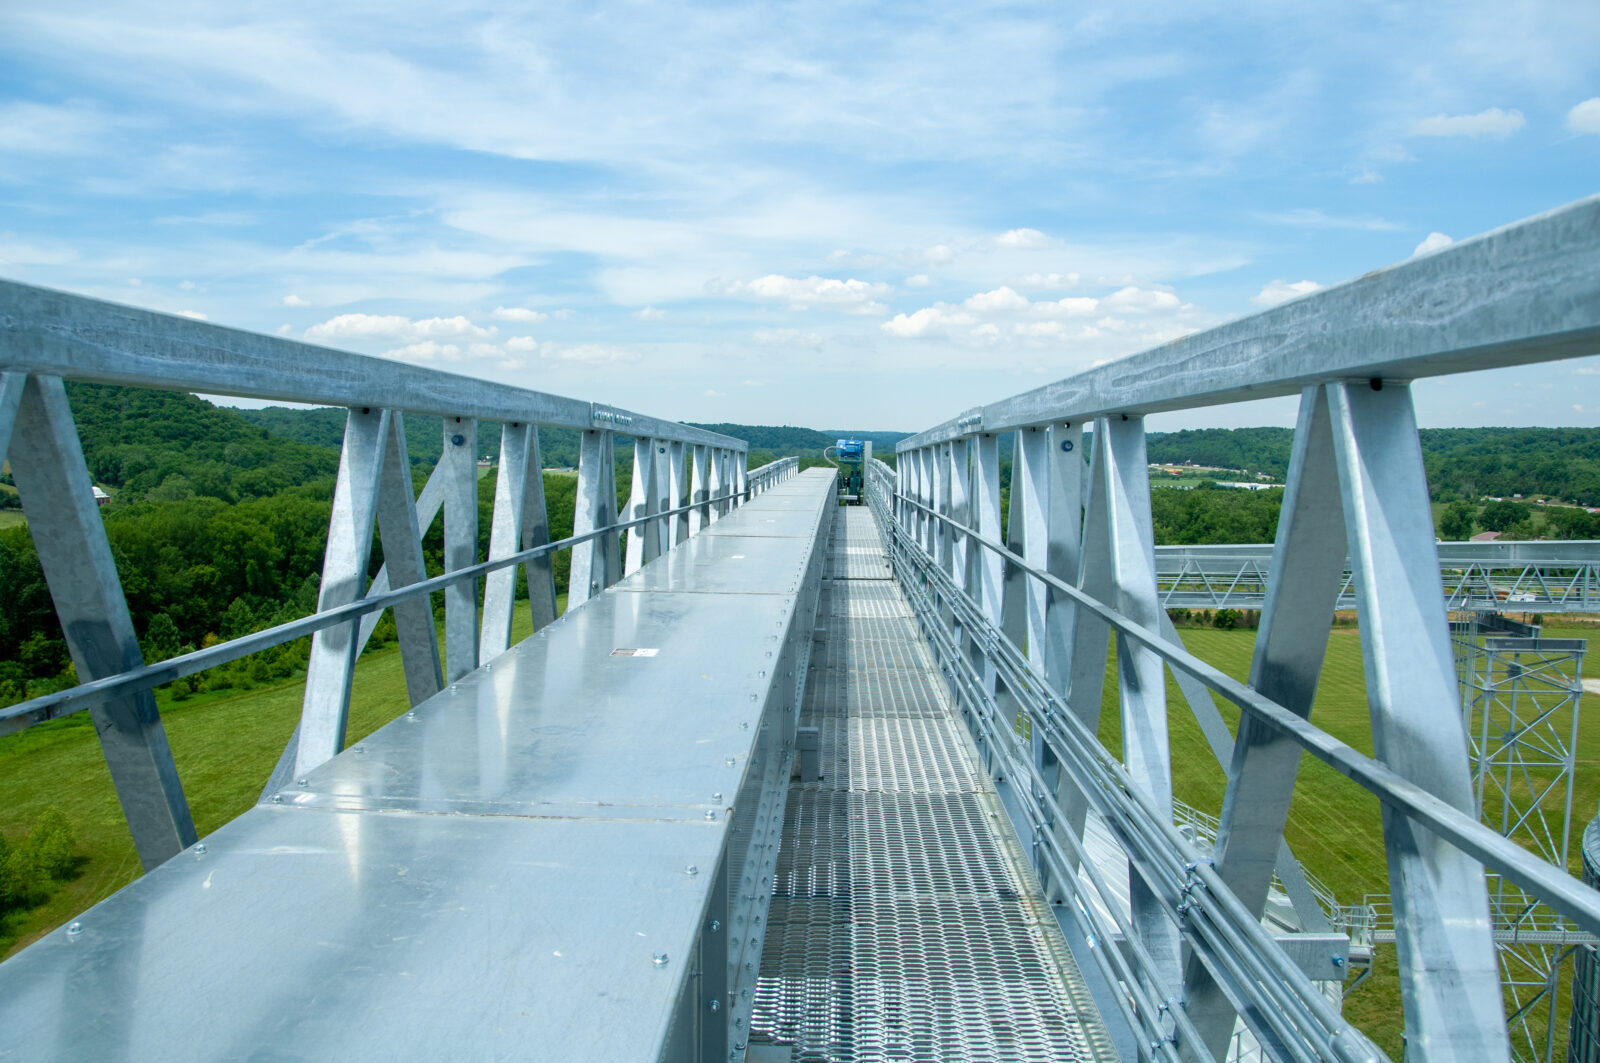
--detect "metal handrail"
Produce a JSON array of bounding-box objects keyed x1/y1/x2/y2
[
  {"x1": 0, "y1": 457, "x2": 799, "y2": 736},
  {"x1": 0, "y1": 278, "x2": 747, "y2": 451}
]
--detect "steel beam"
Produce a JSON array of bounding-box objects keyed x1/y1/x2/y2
[
  {"x1": 1327, "y1": 379, "x2": 1508, "y2": 1058},
  {"x1": 8, "y1": 375, "x2": 197, "y2": 869},
  {"x1": 481, "y1": 422, "x2": 556, "y2": 664},
  {"x1": 375, "y1": 413, "x2": 444, "y2": 705},
  {"x1": 570, "y1": 429, "x2": 617, "y2": 608},
  {"x1": 1182, "y1": 386, "x2": 1349, "y2": 1056},
  {"x1": 1101, "y1": 415, "x2": 1182, "y2": 996},
  {"x1": 294, "y1": 406, "x2": 389, "y2": 777},
  {"x1": 441, "y1": 418, "x2": 479, "y2": 682}
]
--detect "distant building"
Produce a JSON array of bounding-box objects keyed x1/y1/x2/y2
[
  {"x1": 1471, "y1": 531, "x2": 1501, "y2": 542},
  {"x1": 92, "y1": 486, "x2": 110, "y2": 506}
]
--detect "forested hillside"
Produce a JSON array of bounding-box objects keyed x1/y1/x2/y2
[{"x1": 1145, "y1": 425, "x2": 1600, "y2": 505}]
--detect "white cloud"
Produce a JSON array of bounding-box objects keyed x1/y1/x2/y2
[
  {"x1": 881, "y1": 306, "x2": 977, "y2": 337},
  {"x1": 704, "y1": 388, "x2": 725, "y2": 398},
  {"x1": 995, "y1": 228, "x2": 1050, "y2": 249},
  {"x1": 1411, "y1": 108, "x2": 1526, "y2": 138},
  {"x1": 1019, "y1": 272, "x2": 1080, "y2": 289},
  {"x1": 720, "y1": 274, "x2": 892, "y2": 314},
  {"x1": 634, "y1": 306, "x2": 665, "y2": 321},
  {"x1": 752, "y1": 328, "x2": 821, "y2": 347},
  {"x1": 921, "y1": 245, "x2": 955, "y2": 265},
  {"x1": 881, "y1": 283, "x2": 1196, "y2": 351},
  {"x1": 491, "y1": 305, "x2": 547, "y2": 322},
  {"x1": 305, "y1": 312, "x2": 496, "y2": 345},
  {"x1": 1413, "y1": 232, "x2": 1454, "y2": 257},
  {"x1": 1350, "y1": 168, "x2": 1382, "y2": 185},
  {"x1": 1253, "y1": 208, "x2": 1400, "y2": 231},
  {"x1": 541, "y1": 343, "x2": 640, "y2": 365},
  {"x1": 276, "y1": 324, "x2": 292, "y2": 335},
  {"x1": 905, "y1": 274, "x2": 931, "y2": 287},
  {"x1": 827, "y1": 249, "x2": 885, "y2": 269},
  {"x1": 0, "y1": 100, "x2": 112, "y2": 155},
  {"x1": 177, "y1": 309, "x2": 207, "y2": 320},
  {"x1": 1252, "y1": 279, "x2": 1321, "y2": 307},
  {"x1": 1102, "y1": 286, "x2": 1181, "y2": 312},
  {"x1": 505, "y1": 336, "x2": 542, "y2": 352},
  {"x1": 282, "y1": 293, "x2": 309, "y2": 307},
  {"x1": 963, "y1": 286, "x2": 1030, "y2": 312},
  {"x1": 1569, "y1": 98, "x2": 1600, "y2": 135}
]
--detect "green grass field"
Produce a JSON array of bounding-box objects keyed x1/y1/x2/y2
[{"x1": 2, "y1": 605, "x2": 1594, "y2": 1056}]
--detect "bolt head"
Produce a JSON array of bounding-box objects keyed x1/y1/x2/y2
[
  {"x1": 685, "y1": 864, "x2": 698, "y2": 876},
  {"x1": 712, "y1": 792, "x2": 722, "y2": 801},
  {"x1": 705, "y1": 810, "x2": 717, "y2": 820},
  {"x1": 708, "y1": 999, "x2": 721, "y2": 1011},
  {"x1": 296, "y1": 778, "x2": 308, "y2": 787},
  {"x1": 194, "y1": 843, "x2": 207, "y2": 854},
  {"x1": 66, "y1": 922, "x2": 82, "y2": 937},
  {"x1": 652, "y1": 951, "x2": 669, "y2": 967},
  {"x1": 271, "y1": 793, "x2": 284, "y2": 804}
]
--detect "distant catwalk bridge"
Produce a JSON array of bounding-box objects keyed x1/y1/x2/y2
[{"x1": 2, "y1": 195, "x2": 1600, "y2": 1062}]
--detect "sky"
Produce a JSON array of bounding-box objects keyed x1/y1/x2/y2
[{"x1": 2, "y1": 1, "x2": 1598, "y2": 433}]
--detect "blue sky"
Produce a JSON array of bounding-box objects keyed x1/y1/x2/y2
[{"x1": 2, "y1": 1, "x2": 1598, "y2": 432}]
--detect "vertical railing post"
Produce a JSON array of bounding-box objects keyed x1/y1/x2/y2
[
  {"x1": 8, "y1": 375, "x2": 197, "y2": 869},
  {"x1": 973, "y1": 433, "x2": 1005, "y2": 699},
  {"x1": 668, "y1": 441, "x2": 689, "y2": 548},
  {"x1": 689, "y1": 443, "x2": 709, "y2": 536},
  {"x1": 481, "y1": 421, "x2": 556, "y2": 665},
  {"x1": 624, "y1": 437, "x2": 656, "y2": 575},
  {"x1": 1183, "y1": 387, "x2": 1347, "y2": 1053},
  {"x1": 1327, "y1": 379, "x2": 1508, "y2": 1056},
  {"x1": 294, "y1": 405, "x2": 390, "y2": 777},
  {"x1": 1102, "y1": 414, "x2": 1181, "y2": 993},
  {"x1": 375, "y1": 413, "x2": 444, "y2": 703},
  {"x1": 440, "y1": 416, "x2": 479, "y2": 682},
  {"x1": 570, "y1": 428, "x2": 617, "y2": 608}
]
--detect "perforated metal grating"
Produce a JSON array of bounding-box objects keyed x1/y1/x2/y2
[{"x1": 751, "y1": 506, "x2": 1114, "y2": 1062}]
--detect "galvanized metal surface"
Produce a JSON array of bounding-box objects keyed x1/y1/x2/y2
[
  {"x1": 0, "y1": 470, "x2": 835, "y2": 1063},
  {"x1": 751, "y1": 507, "x2": 1116, "y2": 1062}
]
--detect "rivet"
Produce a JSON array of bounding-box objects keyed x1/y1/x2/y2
[
  {"x1": 297, "y1": 778, "x2": 308, "y2": 787},
  {"x1": 686, "y1": 864, "x2": 698, "y2": 876},
  {"x1": 66, "y1": 922, "x2": 82, "y2": 937},
  {"x1": 705, "y1": 810, "x2": 717, "y2": 820},
  {"x1": 652, "y1": 952, "x2": 669, "y2": 967},
  {"x1": 354, "y1": 746, "x2": 365, "y2": 754},
  {"x1": 194, "y1": 843, "x2": 207, "y2": 854},
  {"x1": 709, "y1": 919, "x2": 721, "y2": 932},
  {"x1": 712, "y1": 792, "x2": 722, "y2": 801},
  {"x1": 406, "y1": 711, "x2": 418, "y2": 721},
  {"x1": 726, "y1": 757, "x2": 736, "y2": 767},
  {"x1": 741, "y1": 722, "x2": 749, "y2": 729},
  {"x1": 272, "y1": 793, "x2": 284, "y2": 804},
  {"x1": 708, "y1": 999, "x2": 721, "y2": 1011}
]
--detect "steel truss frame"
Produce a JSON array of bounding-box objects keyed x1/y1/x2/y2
[
  {"x1": 886, "y1": 195, "x2": 1600, "y2": 1061},
  {"x1": 1154, "y1": 543, "x2": 1600, "y2": 614},
  {"x1": 0, "y1": 278, "x2": 798, "y2": 871}
]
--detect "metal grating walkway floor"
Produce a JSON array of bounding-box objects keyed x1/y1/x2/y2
[{"x1": 750, "y1": 506, "x2": 1116, "y2": 1062}]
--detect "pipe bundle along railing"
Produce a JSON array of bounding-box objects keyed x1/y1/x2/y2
[
  {"x1": 0, "y1": 277, "x2": 798, "y2": 871},
  {"x1": 879, "y1": 194, "x2": 1600, "y2": 1062}
]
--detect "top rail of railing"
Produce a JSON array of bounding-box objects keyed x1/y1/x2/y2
[
  {"x1": 0, "y1": 279, "x2": 745, "y2": 451},
  {"x1": 899, "y1": 193, "x2": 1600, "y2": 450}
]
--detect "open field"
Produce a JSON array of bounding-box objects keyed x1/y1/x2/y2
[{"x1": 2, "y1": 603, "x2": 1594, "y2": 1056}]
